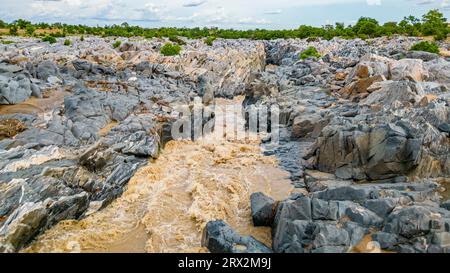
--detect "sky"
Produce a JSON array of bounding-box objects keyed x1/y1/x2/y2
[{"x1": 0, "y1": 0, "x2": 449, "y2": 30}]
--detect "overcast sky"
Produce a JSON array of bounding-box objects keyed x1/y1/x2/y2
[{"x1": 0, "y1": 0, "x2": 449, "y2": 29}]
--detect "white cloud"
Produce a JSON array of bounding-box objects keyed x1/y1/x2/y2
[
  {"x1": 415, "y1": 0, "x2": 435, "y2": 5},
  {"x1": 264, "y1": 9, "x2": 282, "y2": 15},
  {"x1": 183, "y1": 0, "x2": 207, "y2": 7},
  {"x1": 366, "y1": 0, "x2": 382, "y2": 5},
  {"x1": 1, "y1": 0, "x2": 448, "y2": 29}
]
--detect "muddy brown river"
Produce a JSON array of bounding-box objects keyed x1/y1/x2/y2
[{"x1": 23, "y1": 97, "x2": 295, "y2": 253}]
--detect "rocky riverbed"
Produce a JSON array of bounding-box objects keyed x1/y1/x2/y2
[{"x1": 1, "y1": 35, "x2": 450, "y2": 253}]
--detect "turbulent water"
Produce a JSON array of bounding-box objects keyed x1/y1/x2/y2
[{"x1": 24, "y1": 97, "x2": 295, "y2": 253}]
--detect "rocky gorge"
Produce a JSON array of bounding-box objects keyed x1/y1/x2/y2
[{"x1": 0, "y1": 34, "x2": 449, "y2": 253}]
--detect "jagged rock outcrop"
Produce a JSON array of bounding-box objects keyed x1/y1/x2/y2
[
  {"x1": 0, "y1": 37, "x2": 267, "y2": 252},
  {"x1": 235, "y1": 36, "x2": 450, "y2": 254}
]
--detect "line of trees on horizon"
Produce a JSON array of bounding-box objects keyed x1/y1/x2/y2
[{"x1": 0, "y1": 9, "x2": 448, "y2": 42}]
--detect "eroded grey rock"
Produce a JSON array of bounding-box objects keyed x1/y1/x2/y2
[{"x1": 202, "y1": 220, "x2": 272, "y2": 253}]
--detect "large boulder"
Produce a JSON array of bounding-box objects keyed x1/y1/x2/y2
[
  {"x1": 250, "y1": 192, "x2": 277, "y2": 227},
  {"x1": 46, "y1": 192, "x2": 90, "y2": 226},
  {"x1": 425, "y1": 59, "x2": 450, "y2": 87},
  {"x1": 363, "y1": 80, "x2": 422, "y2": 108},
  {"x1": 36, "y1": 60, "x2": 59, "y2": 81},
  {"x1": 291, "y1": 113, "x2": 329, "y2": 139},
  {"x1": 305, "y1": 121, "x2": 421, "y2": 181},
  {"x1": 202, "y1": 220, "x2": 272, "y2": 253},
  {"x1": 0, "y1": 202, "x2": 48, "y2": 252},
  {"x1": 0, "y1": 74, "x2": 32, "y2": 104},
  {"x1": 272, "y1": 219, "x2": 354, "y2": 253},
  {"x1": 390, "y1": 59, "x2": 428, "y2": 82},
  {"x1": 383, "y1": 206, "x2": 442, "y2": 239},
  {"x1": 406, "y1": 51, "x2": 439, "y2": 62},
  {"x1": 339, "y1": 60, "x2": 389, "y2": 100}
]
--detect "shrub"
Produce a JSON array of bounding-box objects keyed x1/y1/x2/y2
[
  {"x1": 52, "y1": 32, "x2": 66, "y2": 38},
  {"x1": 42, "y1": 35, "x2": 57, "y2": 44},
  {"x1": 112, "y1": 40, "x2": 121, "y2": 48},
  {"x1": 25, "y1": 25, "x2": 35, "y2": 36},
  {"x1": 205, "y1": 36, "x2": 216, "y2": 46},
  {"x1": 80, "y1": 35, "x2": 85, "y2": 41},
  {"x1": 410, "y1": 41, "x2": 440, "y2": 54},
  {"x1": 434, "y1": 31, "x2": 447, "y2": 41},
  {"x1": 64, "y1": 39, "x2": 71, "y2": 46},
  {"x1": 168, "y1": 35, "x2": 186, "y2": 45},
  {"x1": 160, "y1": 43, "x2": 182, "y2": 56},
  {"x1": 300, "y1": 46, "x2": 321, "y2": 60},
  {"x1": 9, "y1": 25, "x2": 18, "y2": 36}
]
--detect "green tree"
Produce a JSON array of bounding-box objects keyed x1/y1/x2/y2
[
  {"x1": 354, "y1": 17, "x2": 379, "y2": 37},
  {"x1": 14, "y1": 19, "x2": 31, "y2": 29},
  {"x1": 421, "y1": 9, "x2": 448, "y2": 40}
]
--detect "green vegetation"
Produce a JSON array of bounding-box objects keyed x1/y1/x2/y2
[
  {"x1": 0, "y1": 10, "x2": 447, "y2": 41},
  {"x1": 410, "y1": 41, "x2": 440, "y2": 54},
  {"x1": 421, "y1": 9, "x2": 448, "y2": 40},
  {"x1": 0, "y1": 40, "x2": 14, "y2": 45},
  {"x1": 80, "y1": 35, "x2": 85, "y2": 41},
  {"x1": 14, "y1": 19, "x2": 31, "y2": 29},
  {"x1": 112, "y1": 40, "x2": 122, "y2": 48},
  {"x1": 205, "y1": 36, "x2": 216, "y2": 46},
  {"x1": 25, "y1": 25, "x2": 35, "y2": 36},
  {"x1": 42, "y1": 35, "x2": 57, "y2": 44},
  {"x1": 160, "y1": 43, "x2": 182, "y2": 56},
  {"x1": 168, "y1": 35, "x2": 186, "y2": 45},
  {"x1": 64, "y1": 39, "x2": 71, "y2": 46},
  {"x1": 8, "y1": 25, "x2": 18, "y2": 36},
  {"x1": 300, "y1": 46, "x2": 321, "y2": 60}
]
